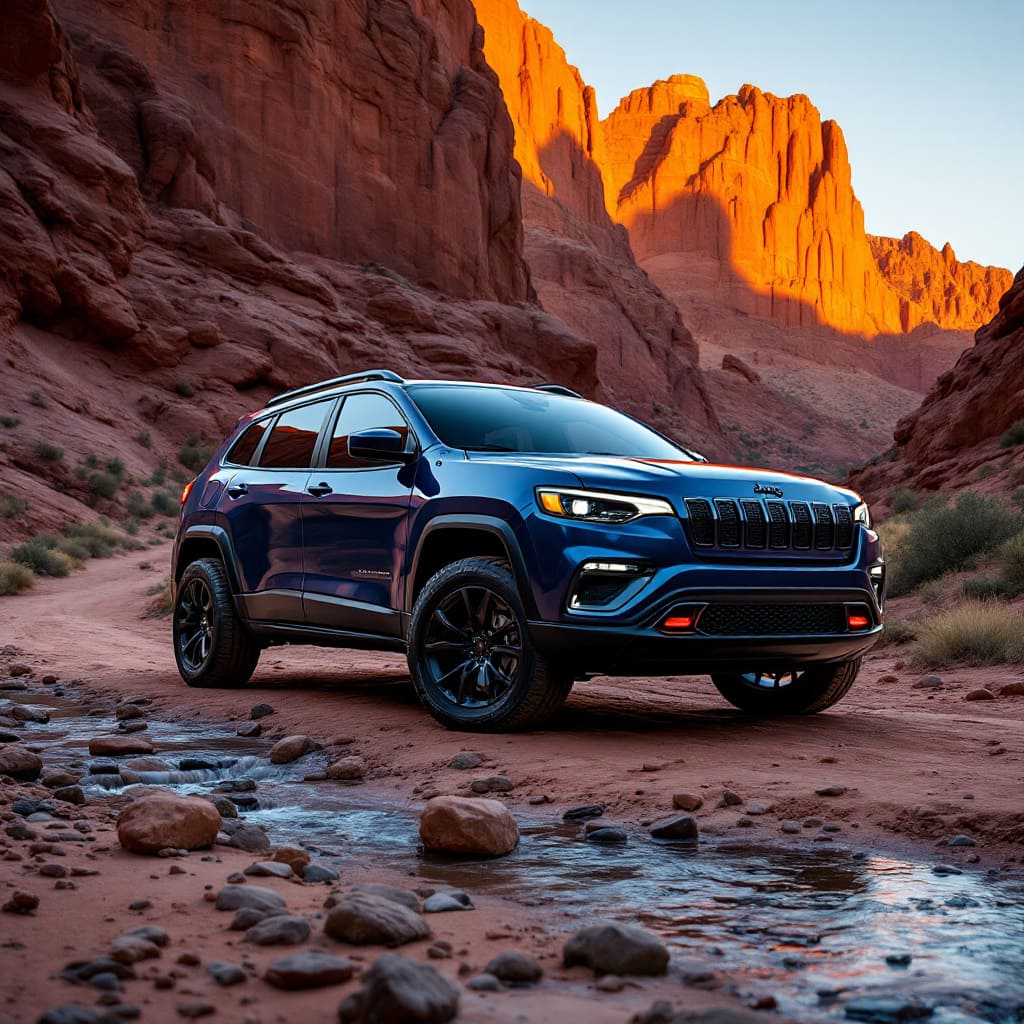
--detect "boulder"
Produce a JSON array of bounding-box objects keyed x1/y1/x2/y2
[
  {"x1": 117, "y1": 795, "x2": 220, "y2": 854},
  {"x1": 0, "y1": 745, "x2": 42, "y2": 781},
  {"x1": 419, "y1": 796, "x2": 518, "y2": 856},
  {"x1": 88, "y1": 736, "x2": 155, "y2": 757},
  {"x1": 269, "y1": 735, "x2": 317, "y2": 764},
  {"x1": 323, "y1": 892, "x2": 430, "y2": 947},
  {"x1": 338, "y1": 953, "x2": 459, "y2": 1023},
  {"x1": 563, "y1": 922, "x2": 669, "y2": 976},
  {"x1": 264, "y1": 950, "x2": 355, "y2": 990}
]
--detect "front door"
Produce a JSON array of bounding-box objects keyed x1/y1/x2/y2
[{"x1": 301, "y1": 391, "x2": 416, "y2": 636}]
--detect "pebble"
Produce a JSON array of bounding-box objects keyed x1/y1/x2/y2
[
  {"x1": 932, "y1": 864, "x2": 963, "y2": 876},
  {"x1": 720, "y1": 790, "x2": 743, "y2": 807},
  {"x1": 87, "y1": 736, "x2": 154, "y2": 756},
  {"x1": 207, "y1": 960, "x2": 247, "y2": 986},
  {"x1": 304, "y1": 862, "x2": 340, "y2": 883},
  {"x1": 214, "y1": 884, "x2": 287, "y2": 913},
  {"x1": 353, "y1": 884, "x2": 421, "y2": 911},
  {"x1": 822, "y1": 823, "x2": 842, "y2": 833},
  {"x1": 997, "y1": 681, "x2": 1024, "y2": 696},
  {"x1": 11, "y1": 704, "x2": 49, "y2": 723},
  {"x1": 54, "y1": 786, "x2": 86, "y2": 805},
  {"x1": 269, "y1": 735, "x2": 317, "y2": 765},
  {"x1": 485, "y1": 951, "x2": 542, "y2": 984},
  {"x1": 175, "y1": 999, "x2": 216, "y2": 1018},
  {"x1": 745, "y1": 800, "x2": 770, "y2": 815},
  {"x1": 563, "y1": 922, "x2": 669, "y2": 976},
  {"x1": 885, "y1": 953, "x2": 912, "y2": 967},
  {"x1": 245, "y1": 915, "x2": 311, "y2": 946},
  {"x1": 243, "y1": 860, "x2": 293, "y2": 879},
  {"x1": 596, "y1": 975, "x2": 627, "y2": 992},
  {"x1": 964, "y1": 688, "x2": 995, "y2": 701},
  {"x1": 326, "y1": 755, "x2": 367, "y2": 780},
  {"x1": 115, "y1": 705, "x2": 144, "y2": 721},
  {"x1": 3, "y1": 889, "x2": 39, "y2": 914},
  {"x1": 563, "y1": 803, "x2": 605, "y2": 821},
  {"x1": 323, "y1": 891, "x2": 430, "y2": 946},
  {"x1": 264, "y1": 950, "x2": 355, "y2": 990},
  {"x1": 803, "y1": 817, "x2": 824, "y2": 829},
  {"x1": 226, "y1": 824, "x2": 271, "y2": 853},
  {"x1": 843, "y1": 995, "x2": 934, "y2": 1022},
  {"x1": 781, "y1": 821, "x2": 802, "y2": 834},
  {"x1": 0, "y1": 745, "x2": 43, "y2": 781},
  {"x1": 947, "y1": 835, "x2": 976, "y2": 847},
  {"x1": 449, "y1": 751, "x2": 484, "y2": 770},
  {"x1": 338, "y1": 953, "x2": 459, "y2": 1023},
  {"x1": 470, "y1": 774, "x2": 513, "y2": 794},
  {"x1": 816, "y1": 785, "x2": 847, "y2": 797},
  {"x1": 423, "y1": 892, "x2": 473, "y2": 913},
  {"x1": 467, "y1": 973, "x2": 502, "y2": 991},
  {"x1": 249, "y1": 703, "x2": 275, "y2": 719},
  {"x1": 38, "y1": 1004, "x2": 101, "y2": 1023},
  {"x1": 912, "y1": 675, "x2": 943, "y2": 689},
  {"x1": 586, "y1": 827, "x2": 629, "y2": 844},
  {"x1": 735, "y1": 817, "x2": 754, "y2": 828},
  {"x1": 649, "y1": 813, "x2": 699, "y2": 840},
  {"x1": 671, "y1": 792, "x2": 703, "y2": 812},
  {"x1": 237, "y1": 721, "x2": 262, "y2": 737}
]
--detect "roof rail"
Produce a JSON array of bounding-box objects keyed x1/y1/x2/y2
[
  {"x1": 532, "y1": 383, "x2": 583, "y2": 399},
  {"x1": 266, "y1": 369, "x2": 405, "y2": 408}
]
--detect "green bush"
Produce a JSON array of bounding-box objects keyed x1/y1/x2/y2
[
  {"x1": 29, "y1": 391, "x2": 47, "y2": 408},
  {"x1": 178, "y1": 443, "x2": 212, "y2": 472},
  {"x1": 64, "y1": 521, "x2": 122, "y2": 558},
  {"x1": 880, "y1": 618, "x2": 918, "y2": 645},
  {"x1": 889, "y1": 487, "x2": 918, "y2": 514},
  {"x1": 887, "y1": 492, "x2": 1022, "y2": 595},
  {"x1": 151, "y1": 489, "x2": 178, "y2": 516},
  {"x1": 912, "y1": 601, "x2": 1024, "y2": 667},
  {"x1": 10, "y1": 537, "x2": 72, "y2": 577},
  {"x1": 125, "y1": 491, "x2": 154, "y2": 520},
  {"x1": 0, "y1": 561, "x2": 34, "y2": 596},
  {"x1": 136, "y1": 430, "x2": 151, "y2": 448},
  {"x1": 0, "y1": 415, "x2": 20, "y2": 429},
  {"x1": 36, "y1": 441, "x2": 64, "y2": 462},
  {"x1": 106, "y1": 457, "x2": 126, "y2": 479},
  {"x1": 997, "y1": 531, "x2": 1024, "y2": 594},
  {"x1": 87, "y1": 471, "x2": 120, "y2": 501},
  {"x1": 1, "y1": 494, "x2": 28, "y2": 519},
  {"x1": 173, "y1": 377, "x2": 195, "y2": 398},
  {"x1": 999, "y1": 420, "x2": 1024, "y2": 449},
  {"x1": 960, "y1": 576, "x2": 1014, "y2": 601}
]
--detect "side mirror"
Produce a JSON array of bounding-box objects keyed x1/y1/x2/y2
[{"x1": 347, "y1": 428, "x2": 416, "y2": 464}]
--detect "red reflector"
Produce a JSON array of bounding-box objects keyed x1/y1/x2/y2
[
  {"x1": 848, "y1": 614, "x2": 869, "y2": 629},
  {"x1": 180, "y1": 479, "x2": 195, "y2": 506},
  {"x1": 663, "y1": 616, "x2": 694, "y2": 630}
]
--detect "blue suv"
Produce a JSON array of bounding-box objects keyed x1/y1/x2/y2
[{"x1": 172, "y1": 370, "x2": 885, "y2": 731}]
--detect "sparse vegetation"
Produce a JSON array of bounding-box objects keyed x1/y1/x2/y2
[
  {"x1": 64, "y1": 521, "x2": 123, "y2": 558},
  {"x1": 10, "y1": 537, "x2": 73, "y2": 577},
  {"x1": 136, "y1": 430, "x2": 152, "y2": 448},
  {"x1": 145, "y1": 576, "x2": 173, "y2": 617},
  {"x1": 151, "y1": 489, "x2": 178, "y2": 516},
  {"x1": 887, "y1": 492, "x2": 1022, "y2": 596},
  {"x1": 125, "y1": 491, "x2": 154, "y2": 520},
  {"x1": 959, "y1": 576, "x2": 1014, "y2": 601},
  {"x1": 87, "y1": 471, "x2": 120, "y2": 502},
  {"x1": 173, "y1": 377, "x2": 195, "y2": 398},
  {"x1": 997, "y1": 531, "x2": 1024, "y2": 594},
  {"x1": 0, "y1": 415, "x2": 20, "y2": 428},
  {"x1": 912, "y1": 601, "x2": 1024, "y2": 667},
  {"x1": 880, "y1": 618, "x2": 918, "y2": 645},
  {"x1": 35, "y1": 440, "x2": 64, "y2": 462},
  {"x1": 1, "y1": 494, "x2": 28, "y2": 519},
  {"x1": 999, "y1": 420, "x2": 1024, "y2": 449},
  {"x1": 178, "y1": 439, "x2": 212, "y2": 472},
  {"x1": 889, "y1": 487, "x2": 918, "y2": 514},
  {"x1": 29, "y1": 391, "x2": 47, "y2": 408},
  {"x1": 0, "y1": 561, "x2": 35, "y2": 596}
]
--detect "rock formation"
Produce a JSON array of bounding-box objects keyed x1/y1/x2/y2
[{"x1": 602, "y1": 78, "x2": 1009, "y2": 338}]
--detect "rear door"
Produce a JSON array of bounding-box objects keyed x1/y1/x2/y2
[
  {"x1": 301, "y1": 391, "x2": 417, "y2": 636},
  {"x1": 217, "y1": 399, "x2": 334, "y2": 623}
]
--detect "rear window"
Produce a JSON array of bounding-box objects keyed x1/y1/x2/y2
[
  {"x1": 225, "y1": 419, "x2": 269, "y2": 466},
  {"x1": 258, "y1": 400, "x2": 333, "y2": 469}
]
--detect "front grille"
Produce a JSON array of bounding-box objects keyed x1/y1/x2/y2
[
  {"x1": 699, "y1": 603, "x2": 847, "y2": 636},
  {"x1": 683, "y1": 495, "x2": 857, "y2": 555}
]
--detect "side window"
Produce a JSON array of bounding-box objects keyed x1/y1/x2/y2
[
  {"x1": 225, "y1": 419, "x2": 269, "y2": 466},
  {"x1": 327, "y1": 393, "x2": 412, "y2": 469},
  {"x1": 258, "y1": 400, "x2": 333, "y2": 469}
]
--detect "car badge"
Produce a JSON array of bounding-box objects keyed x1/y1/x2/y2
[{"x1": 753, "y1": 483, "x2": 784, "y2": 498}]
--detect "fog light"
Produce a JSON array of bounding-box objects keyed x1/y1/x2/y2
[
  {"x1": 664, "y1": 615, "x2": 694, "y2": 630},
  {"x1": 847, "y1": 613, "x2": 869, "y2": 630},
  {"x1": 661, "y1": 605, "x2": 703, "y2": 633}
]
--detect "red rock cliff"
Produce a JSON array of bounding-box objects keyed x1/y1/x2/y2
[
  {"x1": 602, "y1": 79, "x2": 1009, "y2": 337},
  {"x1": 52, "y1": 0, "x2": 530, "y2": 302}
]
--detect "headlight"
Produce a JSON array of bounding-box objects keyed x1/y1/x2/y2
[
  {"x1": 536, "y1": 488, "x2": 674, "y2": 524},
  {"x1": 853, "y1": 502, "x2": 871, "y2": 528}
]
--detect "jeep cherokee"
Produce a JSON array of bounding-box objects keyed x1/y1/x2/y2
[{"x1": 171, "y1": 370, "x2": 885, "y2": 731}]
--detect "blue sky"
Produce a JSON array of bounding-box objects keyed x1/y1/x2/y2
[{"x1": 519, "y1": 0, "x2": 1021, "y2": 272}]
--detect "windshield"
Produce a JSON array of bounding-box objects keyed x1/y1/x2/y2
[{"x1": 406, "y1": 384, "x2": 691, "y2": 460}]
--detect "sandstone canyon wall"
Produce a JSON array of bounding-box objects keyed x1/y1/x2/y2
[{"x1": 602, "y1": 77, "x2": 1011, "y2": 339}]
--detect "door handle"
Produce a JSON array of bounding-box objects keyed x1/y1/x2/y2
[
  {"x1": 226, "y1": 482, "x2": 248, "y2": 499},
  {"x1": 307, "y1": 482, "x2": 333, "y2": 497}
]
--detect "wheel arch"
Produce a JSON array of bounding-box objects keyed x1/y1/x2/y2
[
  {"x1": 406, "y1": 517, "x2": 538, "y2": 618},
  {"x1": 174, "y1": 525, "x2": 243, "y2": 594}
]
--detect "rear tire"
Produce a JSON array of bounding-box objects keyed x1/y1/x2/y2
[
  {"x1": 173, "y1": 558, "x2": 260, "y2": 689},
  {"x1": 711, "y1": 659, "x2": 860, "y2": 715},
  {"x1": 407, "y1": 557, "x2": 573, "y2": 731}
]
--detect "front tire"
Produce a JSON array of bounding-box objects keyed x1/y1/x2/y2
[
  {"x1": 407, "y1": 558, "x2": 573, "y2": 731},
  {"x1": 711, "y1": 659, "x2": 860, "y2": 715},
  {"x1": 173, "y1": 558, "x2": 260, "y2": 688}
]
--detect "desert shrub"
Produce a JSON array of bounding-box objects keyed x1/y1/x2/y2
[
  {"x1": 64, "y1": 521, "x2": 121, "y2": 558},
  {"x1": 0, "y1": 561, "x2": 34, "y2": 596},
  {"x1": 959, "y1": 576, "x2": 1014, "y2": 601},
  {"x1": 151, "y1": 489, "x2": 178, "y2": 516},
  {"x1": 178, "y1": 442, "x2": 212, "y2": 472},
  {"x1": 918, "y1": 576, "x2": 950, "y2": 605},
  {"x1": 912, "y1": 601, "x2": 1024, "y2": 667},
  {"x1": 889, "y1": 487, "x2": 918, "y2": 514},
  {"x1": 173, "y1": 377, "x2": 195, "y2": 398},
  {"x1": 105, "y1": 457, "x2": 126, "y2": 479},
  {"x1": 999, "y1": 420, "x2": 1024, "y2": 449},
  {"x1": 36, "y1": 441, "x2": 64, "y2": 462},
  {"x1": 880, "y1": 618, "x2": 918, "y2": 645},
  {"x1": 54, "y1": 538, "x2": 90, "y2": 563},
  {"x1": 125, "y1": 491, "x2": 154, "y2": 519},
  {"x1": 29, "y1": 391, "x2": 47, "y2": 408},
  {"x1": 887, "y1": 492, "x2": 1022, "y2": 596},
  {"x1": 84, "y1": 453, "x2": 100, "y2": 469},
  {"x1": 10, "y1": 536, "x2": 72, "y2": 577},
  {"x1": 997, "y1": 531, "x2": 1024, "y2": 594},
  {"x1": 1, "y1": 494, "x2": 28, "y2": 519},
  {"x1": 87, "y1": 471, "x2": 120, "y2": 501},
  {"x1": 145, "y1": 576, "x2": 173, "y2": 617},
  {"x1": 136, "y1": 430, "x2": 151, "y2": 448},
  {"x1": 0, "y1": 415, "x2": 20, "y2": 428}
]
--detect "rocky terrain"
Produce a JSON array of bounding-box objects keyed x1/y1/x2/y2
[{"x1": 0, "y1": 546, "x2": 1022, "y2": 1023}]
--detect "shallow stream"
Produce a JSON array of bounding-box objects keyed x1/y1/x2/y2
[{"x1": 5, "y1": 685, "x2": 1023, "y2": 1023}]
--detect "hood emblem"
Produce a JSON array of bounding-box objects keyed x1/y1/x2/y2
[{"x1": 754, "y1": 483, "x2": 784, "y2": 498}]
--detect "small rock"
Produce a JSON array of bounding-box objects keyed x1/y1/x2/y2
[
  {"x1": 932, "y1": 864, "x2": 962, "y2": 876},
  {"x1": 272, "y1": 846, "x2": 311, "y2": 873},
  {"x1": 226, "y1": 823, "x2": 271, "y2": 853},
  {"x1": 269, "y1": 735, "x2": 317, "y2": 764},
  {"x1": 0, "y1": 745, "x2": 42, "y2": 781},
  {"x1": 353, "y1": 884, "x2": 421, "y2": 912},
  {"x1": 562, "y1": 803, "x2": 605, "y2": 821},
  {"x1": 178, "y1": 757, "x2": 218, "y2": 771},
  {"x1": 419, "y1": 795, "x2": 518, "y2": 856},
  {"x1": 997, "y1": 681, "x2": 1024, "y2": 696},
  {"x1": 423, "y1": 892, "x2": 472, "y2": 913},
  {"x1": 250, "y1": 703, "x2": 275, "y2": 719},
  {"x1": 563, "y1": 922, "x2": 669, "y2": 976},
  {"x1": 671, "y1": 793, "x2": 703, "y2": 812},
  {"x1": 912, "y1": 675, "x2": 943, "y2": 689},
  {"x1": 303, "y1": 862, "x2": 340, "y2": 883},
  {"x1": 243, "y1": 860, "x2": 293, "y2": 879},
  {"x1": 176, "y1": 999, "x2": 216, "y2": 1018},
  {"x1": 781, "y1": 821, "x2": 802, "y2": 834},
  {"x1": 745, "y1": 800, "x2": 770, "y2": 816},
  {"x1": 245, "y1": 915, "x2": 311, "y2": 946},
  {"x1": 964, "y1": 688, "x2": 995, "y2": 702},
  {"x1": 816, "y1": 785, "x2": 847, "y2": 797},
  {"x1": 11, "y1": 704, "x2": 49, "y2": 723},
  {"x1": 595, "y1": 975, "x2": 626, "y2": 992},
  {"x1": 236, "y1": 721, "x2": 262, "y2": 737},
  {"x1": 843, "y1": 995, "x2": 934, "y2": 1021},
  {"x1": 449, "y1": 751, "x2": 483, "y2": 770},
  {"x1": 88, "y1": 736, "x2": 154, "y2": 756},
  {"x1": 886, "y1": 953, "x2": 912, "y2": 967},
  {"x1": 115, "y1": 706, "x2": 144, "y2": 721},
  {"x1": 803, "y1": 817, "x2": 823, "y2": 828},
  {"x1": 264, "y1": 950, "x2": 355, "y2": 990},
  {"x1": 231, "y1": 907, "x2": 274, "y2": 931},
  {"x1": 38, "y1": 1004, "x2": 100, "y2": 1024},
  {"x1": 203, "y1": 796, "x2": 238, "y2": 819},
  {"x1": 53, "y1": 786, "x2": 86, "y2": 805},
  {"x1": 214, "y1": 884, "x2": 287, "y2": 913},
  {"x1": 207, "y1": 960, "x2": 247, "y2": 986},
  {"x1": 467, "y1": 973, "x2": 501, "y2": 991},
  {"x1": 484, "y1": 951, "x2": 542, "y2": 984},
  {"x1": 117, "y1": 795, "x2": 220, "y2": 854},
  {"x1": 338, "y1": 953, "x2": 459, "y2": 1023},
  {"x1": 323, "y1": 891, "x2": 430, "y2": 947},
  {"x1": 947, "y1": 835, "x2": 976, "y2": 847},
  {"x1": 2, "y1": 889, "x2": 39, "y2": 914},
  {"x1": 586, "y1": 827, "x2": 629, "y2": 844},
  {"x1": 720, "y1": 790, "x2": 743, "y2": 807},
  {"x1": 326, "y1": 755, "x2": 367, "y2": 780},
  {"x1": 649, "y1": 814, "x2": 699, "y2": 841}
]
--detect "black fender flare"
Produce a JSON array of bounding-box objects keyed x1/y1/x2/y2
[{"x1": 175, "y1": 525, "x2": 244, "y2": 595}]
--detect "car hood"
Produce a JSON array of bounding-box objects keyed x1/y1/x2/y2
[{"x1": 462, "y1": 452, "x2": 861, "y2": 506}]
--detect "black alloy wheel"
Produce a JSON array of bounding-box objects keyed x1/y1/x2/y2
[
  {"x1": 173, "y1": 558, "x2": 260, "y2": 688},
  {"x1": 408, "y1": 557, "x2": 573, "y2": 731},
  {"x1": 711, "y1": 659, "x2": 861, "y2": 714}
]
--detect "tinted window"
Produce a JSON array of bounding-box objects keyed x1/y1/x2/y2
[
  {"x1": 407, "y1": 385, "x2": 690, "y2": 460},
  {"x1": 258, "y1": 400, "x2": 332, "y2": 469},
  {"x1": 327, "y1": 393, "x2": 412, "y2": 468},
  {"x1": 226, "y1": 419, "x2": 269, "y2": 466}
]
